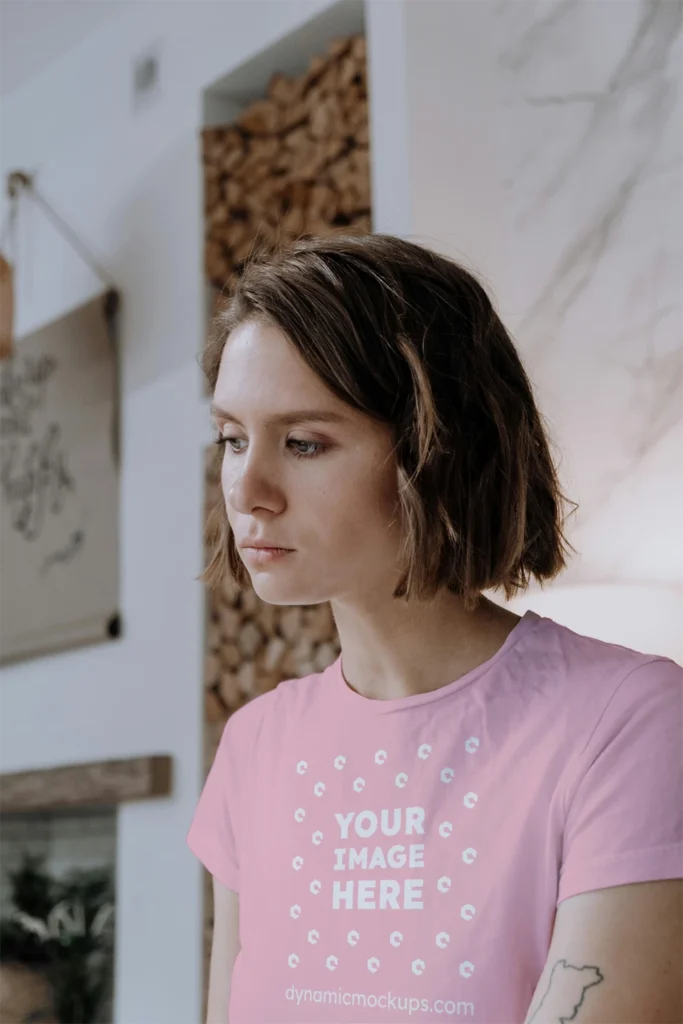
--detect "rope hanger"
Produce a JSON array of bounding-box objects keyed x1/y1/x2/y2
[
  {"x1": 0, "y1": 171, "x2": 121, "y2": 358},
  {"x1": 1, "y1": 169, "x2": 120, "y2": 292}
]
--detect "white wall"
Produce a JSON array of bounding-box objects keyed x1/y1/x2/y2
[
  {"x1": 365, "y1": 1, "x2": 503, "y2": 268},
  {"x1": 0, "y1": 0, "x2": 127, "y2": 97},
  {"x1": 0, "y1": 4, "x2": 352, "y2": 1021}
]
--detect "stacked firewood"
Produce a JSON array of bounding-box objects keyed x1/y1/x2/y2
[{"x1": 202, "y1": 33, "x2": 371, "y2": 290}]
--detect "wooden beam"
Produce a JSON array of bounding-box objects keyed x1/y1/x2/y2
[{"x1": 0, "y1": 755, "x2": 172, "y2": 813}]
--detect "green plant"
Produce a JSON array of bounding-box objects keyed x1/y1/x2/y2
[{"x1": 0, "y1": 851, "x2": 115, "y2": 1024}]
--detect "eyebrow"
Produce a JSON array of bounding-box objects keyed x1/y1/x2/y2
[{"x1": 209, "y1": 403, "x2": 350, "y2": 429}]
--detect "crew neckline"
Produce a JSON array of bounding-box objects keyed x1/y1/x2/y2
[{"x1": 328, "y1": 609, "x2": 541, "y2": 715}]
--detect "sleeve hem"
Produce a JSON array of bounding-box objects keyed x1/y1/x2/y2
[
  {"x1": 557, "y1": 841, "x2": 683, "y2": 906},
  {"x1": 187, "y1": 833, "x2": 240, "y2": 893}
]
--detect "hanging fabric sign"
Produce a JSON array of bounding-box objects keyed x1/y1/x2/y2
[{"x1": 0, "y1": 290, "x2": 121, "y2": 664}]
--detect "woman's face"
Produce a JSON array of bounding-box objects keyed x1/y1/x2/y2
[{"x1": 211, "y1": 319, "x2": 403, "y2": 607}]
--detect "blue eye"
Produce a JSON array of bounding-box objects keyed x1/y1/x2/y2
[
  {"x1": 213, "y1": 437, "x2": 329, "y2": 460},
  {"x1": 288, "y1": 440, "x2": 329, "y2": 459}
]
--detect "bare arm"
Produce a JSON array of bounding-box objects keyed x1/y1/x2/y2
[
  {"x1": 524, "y1": 879, "x2": 682, "y2": 1023},
  {"x1": 206, "y1": 877, "x2": 240, "y2": 1024}
]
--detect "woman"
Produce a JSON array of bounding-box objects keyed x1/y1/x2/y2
[{"x1": 187, "y1": 234, "x2": 682, "y2": 1024}]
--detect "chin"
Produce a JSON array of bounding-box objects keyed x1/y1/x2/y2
[{"x1": 249, "y1": 575, "x2": 328, "y2": 607}]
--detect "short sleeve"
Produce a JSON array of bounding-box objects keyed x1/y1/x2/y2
[
  {"x1": 557, "y1": 656, "x2": 683, "y2": 906},
  {"x1": 186, "y1": 712, "x2": 242, "y2": 892}
]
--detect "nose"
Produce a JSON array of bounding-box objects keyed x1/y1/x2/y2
[{"x1": 224, "y1": 454, "x2": 285, "y2": 516}]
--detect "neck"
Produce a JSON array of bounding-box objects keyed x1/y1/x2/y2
[{"x1": 330, "y1": 587, "x2": 522, "y2": 702}]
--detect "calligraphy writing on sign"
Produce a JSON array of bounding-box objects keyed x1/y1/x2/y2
[{"x1": 0, "y1": 354, "x2": 76, "y2": 542}]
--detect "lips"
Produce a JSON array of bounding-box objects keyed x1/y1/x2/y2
[
  {"x1": 241, "y1": 545, "x2": 294, "y2": 565},
  {"x1": 240, "y1": 541, "x2": 292, "y2": 550}
]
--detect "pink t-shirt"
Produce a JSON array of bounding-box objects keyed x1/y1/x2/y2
[{"x1": 187, "y1": 610, "x2": 683, "y2": 1023}]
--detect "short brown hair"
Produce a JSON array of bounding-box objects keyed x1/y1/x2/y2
[{"x1": 200, "y1": 233, "x2": 577, "y2": 611}]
